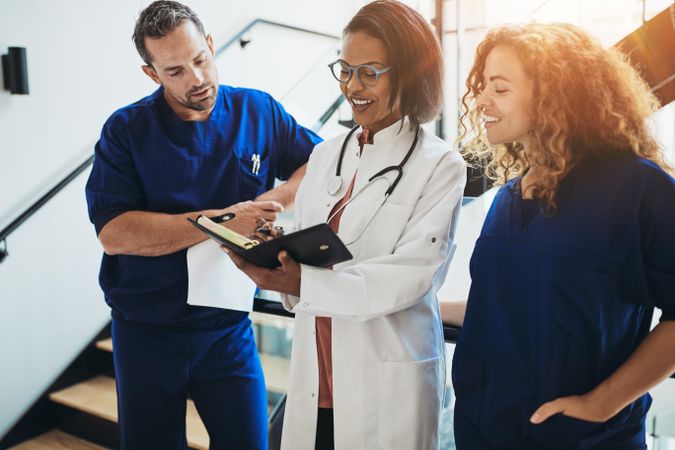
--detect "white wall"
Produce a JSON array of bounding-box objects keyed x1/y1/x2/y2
[
  {"x1": 0, "y1": 172, "x2": 108, "y2": 438},
  {"x1": 0, "y1": 0, "x2": 366, "y2": 438}
]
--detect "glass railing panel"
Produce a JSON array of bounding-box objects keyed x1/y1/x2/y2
[
  {"x1": 278, "y1": 41, "x2": 344, "y2": 134},
  {"x1": 441, "y1": 342, "x2": 458, "y2": 449},
  {"x1": 251, "y1": 289, "x2": 293, "y2": 414},
  {"x1": 250, "y1": 310, "x2": 293, "y2": 405},
  {"x1": 651, "y1": 100, "x2": 675, "y2": 166},
  {"x1": 652, "y1": 406, "x2": 675, "y2": 449},
  {"x1": 214, "y1": 20, "x2": 341, "y2": 129},
  {"x1": 307, "y1": 96, "x2": 352, "y2": 139}
]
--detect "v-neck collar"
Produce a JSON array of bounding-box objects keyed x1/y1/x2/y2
[
  {"x1": 509, "y1": 179, "x2": 543, "y2": 236},
  {"x1": 157, "y1": 86, "x2": 223, "y2": 123},
  {"x1": 156, "y1": 86, "x2": 224, "y2": 154}
]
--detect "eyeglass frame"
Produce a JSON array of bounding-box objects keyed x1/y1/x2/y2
[{"x1": 327, "y1": 59, "x2": 392, "y2": 87}]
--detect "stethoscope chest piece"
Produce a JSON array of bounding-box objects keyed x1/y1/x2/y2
[{"x1": 327, "y1": 176, "x2": 343, "y2": 196}]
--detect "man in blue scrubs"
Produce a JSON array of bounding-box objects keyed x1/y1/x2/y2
[{"x1": 85, "y1": 2, "x2": 321, "y2": 449}]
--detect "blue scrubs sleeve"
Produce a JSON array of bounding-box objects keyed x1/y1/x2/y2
[
  {"x1": 85, "y1": 114, "x2": 146, "y2": 235},
  {"x1": 640, "y1": 165, "x2": 675, "y2": 321},
  {"x1": 269, "y1": 96, "x2": 321, "y2": 181}
]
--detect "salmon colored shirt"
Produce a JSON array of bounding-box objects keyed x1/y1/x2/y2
[{"x1": 316, "y1": 129, "x2": 373, "y2": 409}]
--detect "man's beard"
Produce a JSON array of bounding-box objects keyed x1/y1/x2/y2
[{"x1": 182, "y1": 84, "x2": 216, "y2": 111}]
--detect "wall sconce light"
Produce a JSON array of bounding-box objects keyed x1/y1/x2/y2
[{"x1": 2, "y1": 47, "x2": 29, "y2": 95}]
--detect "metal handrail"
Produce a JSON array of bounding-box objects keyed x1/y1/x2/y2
[
  {"x1": 0, "y1": 155, "x2": 95, "y2": 263},
  {"x1": 252, "y1": 297, "x2": 461, "y2": 343},
  {"x1": 216, "y1": 18, "x2": 339, "y2": 54},
  {"x1": 0, "y1": 20, "x2": 344, "y2": 264}
]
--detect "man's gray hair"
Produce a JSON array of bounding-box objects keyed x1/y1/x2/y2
[{"x1": 133, "y1": 1, "x2": 206, "y2": 65}]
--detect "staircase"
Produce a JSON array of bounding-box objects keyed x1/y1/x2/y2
[
  {"x1": 9, "y1": 430, "x2": 106, "y2": 450},
  {"x1": 5, "y1": 313, "x2": 293, "y2": 449}
]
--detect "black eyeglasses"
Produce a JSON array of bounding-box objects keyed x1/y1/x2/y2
[{"x1": 328, "y1": 59, "x2": 391, "y2": 87}]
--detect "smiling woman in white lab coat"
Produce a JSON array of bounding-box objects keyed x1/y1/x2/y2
[{"x1": 225, "y1": 1, "x2": 466, "y2": 449}]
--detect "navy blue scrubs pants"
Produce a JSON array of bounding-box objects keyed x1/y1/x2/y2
[{"x1": 111, "y1": 313, "x2": 267, "y2": 450}]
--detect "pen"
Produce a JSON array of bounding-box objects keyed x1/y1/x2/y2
[{"x1": 255, "y1": 226, "x2": 284, "y2": 236}]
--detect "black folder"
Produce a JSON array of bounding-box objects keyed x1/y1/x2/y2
[{"x1": 188, "y1": 218, "x2": 353, "y2": 269}]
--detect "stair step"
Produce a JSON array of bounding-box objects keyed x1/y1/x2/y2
[
  {"x1": 95, "y1": 338, "x2": 112, "y2": 353},
  {"x1": 9, "y1": 429, "x2": 108, "y2": 450},
  {"x1": 49, "y1": 376, "x2": 209, "y2": 450}
]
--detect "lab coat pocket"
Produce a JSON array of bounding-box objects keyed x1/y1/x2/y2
[
  {"x1": 451, "y1": 353, "x2": 484, "y2": 428},
  {"x1": 379, "y1": 356, "x2": 443, "y2": 450}
]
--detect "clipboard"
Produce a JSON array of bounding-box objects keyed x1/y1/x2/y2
[{"x1": 188, "y1": 215, "x2": 353, "y2": 269}]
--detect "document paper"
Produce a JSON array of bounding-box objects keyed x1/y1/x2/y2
[{"x1": 186, "y1": 239, "x2": 256, "y2": 312}]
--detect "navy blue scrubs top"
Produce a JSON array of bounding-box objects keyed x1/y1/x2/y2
[
  {"x1": 85, "y1": 86, "x2": 321, "y2": 324},
  {"x1": 453, "y1": 154, "x2": 675, "y2": 449}
]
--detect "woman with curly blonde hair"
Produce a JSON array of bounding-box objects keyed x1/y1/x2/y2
[{"x1": 450, "y1": 23, "x2": 675, "y2": 449}]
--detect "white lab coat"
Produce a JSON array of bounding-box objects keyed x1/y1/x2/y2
[{"x1": 280, "y1": 117, "x2": 466, "y2": 450}]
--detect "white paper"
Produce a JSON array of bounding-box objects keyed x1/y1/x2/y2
[{"x1": 186, "y1": 239, "x2": 257, "y2": 312}]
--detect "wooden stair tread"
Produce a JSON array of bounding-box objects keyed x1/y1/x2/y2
[
  {"x1": 49, "y1": 376, "x2": 209, "y2": 450},
  {"x1": 95, "y1": 338, "x2": 112, "y2": 353},
  {"x1": 9, "y1": 429, "x2": 108, "y2": 450}
]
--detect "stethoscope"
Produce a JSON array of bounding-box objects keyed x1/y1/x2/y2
[
  {"x1": 326, "y1": 124, "x2": 421, "y2": 245},
  {"x1": 327, "y1": 124, "x2": 420, "y2": 196}
]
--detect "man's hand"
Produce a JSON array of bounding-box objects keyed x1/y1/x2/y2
[
  {"x1": 97, "y1": 200, "x2": 283, "y2": 257},
  {"x1": 250, "y1": 220, "x2": 284, "y2": 242},
  {"x1": 219, "y1": 200, "x2": 283, "y2": 237}
]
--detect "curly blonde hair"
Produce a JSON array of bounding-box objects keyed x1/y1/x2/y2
[{"x1": 459, "y1": 23, "x2": 671, "y2": 212}]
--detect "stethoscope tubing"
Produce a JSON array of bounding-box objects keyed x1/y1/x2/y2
[
  {"x1": 326, "y1": 123, "x2": 420, "y2": 246},
  {"x1": 325, "y1": 176, "x2": 390, "y2": 225},
  {"x1": 331, "y1": 124, "x2": 420, "y2": 197}
]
